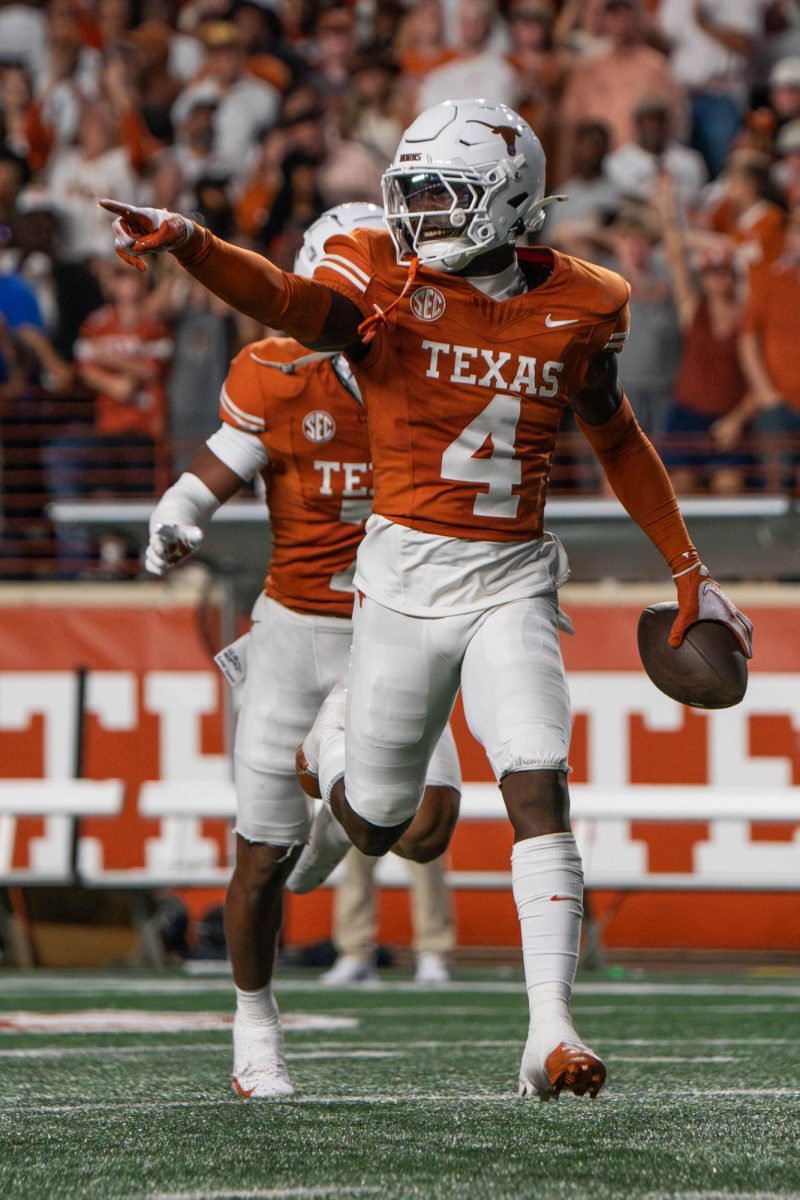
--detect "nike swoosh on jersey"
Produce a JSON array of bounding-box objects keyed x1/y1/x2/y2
[{"x1": 545, "y1": 314, "x2": 580, "y2": 328}]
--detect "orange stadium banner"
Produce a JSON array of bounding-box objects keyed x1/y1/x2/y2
[{"x1": 1, "y1": 588, "x2": 799, "y2": 953}]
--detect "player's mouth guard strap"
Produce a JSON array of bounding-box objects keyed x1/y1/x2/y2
[
  {"x1": 575, "y1": 395, "x2": 699, "y2": 575},
  {"x1": 357, "y1": 256, "x2": 420, "y2": 343}
]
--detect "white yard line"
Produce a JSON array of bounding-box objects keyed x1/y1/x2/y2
[
  {"x1": 0, "y1": 1046, "x2": 741, "y2": 1066},
  {"x1": 3, "y1": 977, "x2": 800, "y2": 998},
  {"x1": 0, "y1": 1012, "x2": 357, "y2": 1035},
  {"x1": 575, "y1": 982, "x2": 800, "y2": 998},
  {"x1": 611, "y1": 1056, "x2": 738, "y2": 1064},
  {"x1": 4, "y1": 1087, "x2": 800, "y2": 1116},
  {"x1": 150, "y1": 1189, "x2": 381, "y2": 1200},
  {"x1": 329, "y1": 1006, "x2": 503, "y2": 1018},
  {"x1": 0, "y1": 1036, "x2": 794, "y2": 1057},
  {"x1": 643, "y1": 1193, "x2": 793, "y2": 1199},
  {"x1": 598, "y1": 1037, "x2": 798, "y2": 1046},
  {"x1": 0, "y1": 1047, "x2": 400, "y2": 1061}
]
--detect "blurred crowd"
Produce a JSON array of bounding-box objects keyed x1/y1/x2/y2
[{"x1": 1, "y1": 0, "x2": 800, "y2": 577}]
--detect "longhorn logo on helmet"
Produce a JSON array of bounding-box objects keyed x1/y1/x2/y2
[{"x1": 465, "y1": 120, "x2": 520, "y2": 155}]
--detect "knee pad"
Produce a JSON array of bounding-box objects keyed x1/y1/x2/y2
[{"x1": 345, "y1": 768, "x2": 425, "y2": 829}]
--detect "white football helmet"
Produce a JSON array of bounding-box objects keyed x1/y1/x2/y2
[
  {"x1": 294, "y1": 202, "x2": 385, "y2": 278},
  {"x1": 382, "y1": 99, "x2": 547, "y2": 272}
]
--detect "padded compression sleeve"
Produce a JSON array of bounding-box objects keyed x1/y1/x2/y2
[
  {"x1": 149, "y1": 472, "x2": 220, "y2": 536},
  {"x1": 174, "y1": 227, "x2": 343, "y2": 342},
  {"x1": 576, "y1": 396, "x2": 698, "y2": 573},
  {"x1": 206, "y1": 424, "x2": 269, "y2": 480}
]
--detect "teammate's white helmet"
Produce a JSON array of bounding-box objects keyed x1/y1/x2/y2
[
  {"x1": 294, "y1": 202, "x2": 385, "y2": 278},
  {"x1": 382, "y1": 99, "x2": 547, "y2": 272}
]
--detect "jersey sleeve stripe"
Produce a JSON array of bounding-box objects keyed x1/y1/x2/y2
[
  {"x1": 604, "y1": 331, "x2": 629, "y2": 351},
  {"x1": 320, "y1": 253, "x2": 371, "y2": 286},
  {"x1": 220, "y1": 384, "x2": 266, "y2": 432},
  {"x1": 317, "y1": 258, "x2": 368, "y2": 294}
]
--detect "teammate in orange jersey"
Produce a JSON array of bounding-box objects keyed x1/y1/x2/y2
[
  {"x1": 142, "y1": 203, "x2": 461, "y2": 1100},
  {"x1": 101, "y1": 98, "x2": 752, "y2": 1101}
]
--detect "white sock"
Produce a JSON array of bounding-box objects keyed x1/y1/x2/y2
[
  {"x1": 511, "y1": 832, "x2": 583, "y2": 1045},
  {"x1": 234, "y1": 983, "x2": 280, "y2": 1028}
]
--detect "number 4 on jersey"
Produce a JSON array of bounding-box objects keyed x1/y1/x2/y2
[{"x1": 441, "y1": 393, "x2": 522, "y2": 518}]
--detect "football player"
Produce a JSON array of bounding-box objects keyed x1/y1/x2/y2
[
  {"x1": 143, "y1": 203, "x2": 461, "y2": 1100},
  {"x1": 101, "y1": 98, "x2": 752, "y2": 1101}
]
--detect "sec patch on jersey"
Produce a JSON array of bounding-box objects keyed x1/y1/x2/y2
[{"x1": 638, "y1": 601, "x2": 748, "y2": 709}]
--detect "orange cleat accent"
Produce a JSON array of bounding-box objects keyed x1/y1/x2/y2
[
  {"x1": 232, "y1": 1077, "x2": 256, "y2": 1100},
  {"x1": 543, "y1": 1042, "x2": 606, "y2": 1100}
]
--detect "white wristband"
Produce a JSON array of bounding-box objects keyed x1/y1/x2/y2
[
  {"x1": 671, "y1": 560, "x2": 704, "y2": 581},
  {"x1": 149, "y1": 472, "x2": 221, "y2": 536}
]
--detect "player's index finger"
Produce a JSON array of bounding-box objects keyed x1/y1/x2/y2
[{"x1": 98, "y1": 198, "x2": 133, "y2": 215}]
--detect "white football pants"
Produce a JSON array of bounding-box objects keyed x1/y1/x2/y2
[
  {"x1": 234, "y1": 593, "x2": 461, "y2": 845},
  {"x1": 234, "y1": 594, "x2": 353, "y2": 844},
  {"x1": 345, "y1": 592, "x2": 571, "y2": 827}
]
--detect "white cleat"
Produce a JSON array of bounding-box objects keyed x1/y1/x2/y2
[
  {"x1": 285, "y1": 804, "x2": 352, "y2": 894},
  {"x1": 295, "y1": 683, "x2": 347, "y2": 800},
  {"x1": 232, "y1": 1016, "x2": 295, "y2": 1100},
  {"x1": 321, "y1": 955, "x2": 380, "y2": 987},
  {"x1": 414, "y1": 951, "x2": 450, "y2": 986},
  {"x1": 518, "y1": 1032, "x2": 606, "y2": 1102}
]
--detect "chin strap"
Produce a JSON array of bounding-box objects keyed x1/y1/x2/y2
[{"x1": 358, "y1": 256, "x2": 419, "y2": 344}]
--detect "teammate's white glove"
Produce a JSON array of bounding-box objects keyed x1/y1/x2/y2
[
  {"x1": 145, "y1": 523, "x2": 204, "y2": 576},
  {"x1": 98, "y1": 199, "x2": 195, "y2": 272}
]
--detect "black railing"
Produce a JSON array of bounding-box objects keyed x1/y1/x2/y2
[{"x1": 1, "y1": 392, "x2": 798, "y2": 580}]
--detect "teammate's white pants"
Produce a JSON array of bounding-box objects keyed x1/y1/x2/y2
[
  {"x1": 234, "y1": 594, "x2": 353, "y2": 845},
  {"x1": 345, "y1": 592, "x2": 570, "y2": 827}
]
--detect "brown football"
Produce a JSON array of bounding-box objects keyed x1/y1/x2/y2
[{"x1": 637, "y1": 602, "x2": 748, "y2": 709}]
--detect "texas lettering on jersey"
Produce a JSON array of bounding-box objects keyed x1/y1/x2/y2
[
  {"x1": 314, "y1": 230, "x2": 630, "y2": 542},
  {"x1": 219, "y1": 337, "x2": 372, "y2": 616}
]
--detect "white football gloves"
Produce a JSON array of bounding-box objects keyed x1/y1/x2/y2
[
  {"x1": 145, "y1": 472, "x2": 221, "y2": 577},
  {"x1": 145, "y1": 523, "x2": 204, "y2": 576},
  {"x1": 99, "y1": 199, "x2": 195, "y2": 272}
]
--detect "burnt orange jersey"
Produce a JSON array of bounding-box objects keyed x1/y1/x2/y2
[
  {"x1": 314, "y1": 230, "x2": 630, "y2": 542},
  {"x1": 220, "y1": 337, "x2": 372, "y2": 617}
]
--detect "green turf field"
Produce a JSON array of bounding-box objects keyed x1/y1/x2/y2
[{"x1": 1, "y1": 969, "x2": 799, "y2": 1200}]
